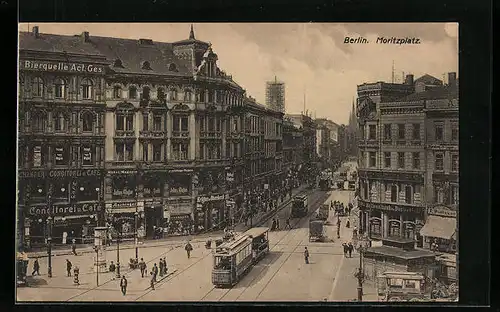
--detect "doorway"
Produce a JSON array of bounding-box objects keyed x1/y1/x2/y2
[{"x1": 145, "y1": 206, "x2": 163, "y2": 238}]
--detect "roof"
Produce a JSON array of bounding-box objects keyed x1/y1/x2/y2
[
  {"x1": 398, "y1": 85, "x2": 458, "y2": 102},
  {"x1": 19, "y1": 32, "x2": 104, "y2": 56},
  {"x1": 214, "y1": 235, "x2": 251, "y2": 255},
  {"x1": 244, "y1": 227, "x2": 269, "y2": 238},
  {"x1": 365, "y1": 246, "x2": 436, "y2": 260},
  {"x1": 377, "y1": 271, "x2": 425, "y2": 280},
  {"x1": 419, "y1": 215, "x2": 457, "y2": 239},
  {"x1": 414, "y1": 74, "x2": 443, "y2": 86}
]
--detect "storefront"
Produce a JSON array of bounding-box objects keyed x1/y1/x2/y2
[
  {"x1": 420, "y1": 205, "x2": 457, "y2": 253},
  {"x1": 106, "y1": 201, "x2": 142, "y2": 239},
  {"x1": 195, "y1": 193, "x2": 229, "y2": 232},
  {"x1": 166, "y1": 197, "x2": 193, "y2": 236},
  {"x1": 142, "y1": 173, "x2": 165, "y2": 238}
]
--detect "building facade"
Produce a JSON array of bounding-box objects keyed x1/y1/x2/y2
[
  {"x1": 265, "y1": 77, "x2": 285, "y2": 113},
  {"x1": 18, "y1": 27, "x2": 109, "y2": 247}
]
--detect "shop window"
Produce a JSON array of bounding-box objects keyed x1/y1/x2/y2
[
  {"x1": 54, "y1": 78, "x2": 66, "y2": 99},
  {"x1": 152, "y1": 143, "x2": 162, "y2": 162},
  {"x1": 398, "y1": 152, "x2": 405, "y2": 168},
  {"x1": 413, "y1": 152, "x2": 420, "y2": 169},
  {"x1": 451, "y1": 124, "x2": 458, "y2": 141},
  {"x1": 142, "y1": 86, "x2": 150, "y2": 100},
  {"x1": 389, "y1": 221, "x2": 401, "y2": 237},
  {"x1": 112, "y1": 177, "x2": 135, "y2": 199},
  {"x1": 368, "y1": 125, "x2": 376, "y2": 140},
  {"x1": 32, "y1": 77, "x2": 44, "y2": 97},
  {"x1": 384, "y1": 152, "x2": 391, "y2": 168},
  {"x1": 412, "y1": 123, "x2": 420, "y2": 140},
  {"x1": 153, "y1": 115, "x2": 163, "y2": 131},
  {"x1": 384, "y1": 124, "x2": 391, "y2": 140},
  {"x1": 370, "y1": 221, "x2": 382, "y2": 236},
  {"x1": 82, "y1": 111, "x2": 94, "y2": 132},
  {"x1": 369, "y1": 152, "x2": 376, "y2": 167},
  {"x1": 77, "y1": 180, "x2": 99, "y2": 201},
  {"x1": 53, "y1": 181, "x2": 70, "y2": 201},
  {"x1": 172, "y1": 143, "x2": 188, "y2": 160},
  {"x1": 398, "y1": 124, "x2": 405, "y2": 140},
  {"x1": 434, "y1": 188, "x2": 444, "y2": 204},
  {"x1": 81, "y1": 145, "x2": 94, "y2": 166},
  {"x1": 405, "y1": 185, "x2": 413, "y2": 204},
  {"x1": 184, "y1": 89, "x2": 192, "y2": 102},
  {"x1": 451, "y1": 154, "x2": 459, "y2": 172},
  {"x1": 31, "y1": 180, "x2": 47, "y2": 202},
  {"x1": 391, "y1": 185, "x2": 398, "y2": 202},
  {"x1": 81, "y1": 78, "x2": 93, "y2": 99},
  {"x1": 113, "y1": 86, "x2": 122, "y2": 99},
  {"x1": 157, "y1": 88, "x2": 165, "y2": 101},
  {"x1": 129, "y1": 86, "x2": 137, "y2": 99},
  {"x1": 54, "y1": 145, "x2": 69, "y2": 166},
  {"x1": 54, "y1": 112, "x2": 67, "y2": 132},
  {"x1": 435, "y1": 153, "x2": 444, "y2": 171},
  {"x1": 435, "y1": 123, "x2": 444, "y2": 141}
]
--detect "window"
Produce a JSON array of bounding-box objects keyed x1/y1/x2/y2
[
  {"x1": 115, "y1": 143, "x2": 124, "y2": 161},
  {"x1": 198, "y1": 90, "x2": 205, "y2": 102},
  {"x1": 216, "y1": 118, "x2": 221, "y2": 132},
  {"x1": 199, "y1": 143, "x2": 205, "y2": 159},
  {"x1": 412, "y1": 124, "x2": 420, "y2": 140},
  {"x1": 32, "y1": 77, "x2": 44, "y2": 97},
  {"x1": 384, "y1": 124, "x2": 391, "y2": 140},
  {"x1": 232, "y1": 119, "x2": 238, "y2": 132},
  {"x1": 142, "y1": 86, "x2": 150, "y2": 100},
  {"x1": 413, "y1": 152, "x2": 420, "y2": 169},
  {"x1": 54, "y1": 112, "x2": 67, "y2": 132},
  {"x1": 405, "y1": 185, "x2": 413, "y2": 204},
  {"x1": 435, "y1": 153, "x2": 444, "y2": 171},
  {"x1": 384, "y1": 152, "x2": 391, "y2": 168},
  {"x1": 208, "y1": 90, "x2": 214, "y2": 103},
  {"x1": 157, "y1": 88, "x2": 165, "y2": 101},
  {"x1": 398, "y1": 152, "x2": 405, "y2": 168},
  {"x1": 54, "y1": 145, "x2": 69, "y2": 166},
  {"x1": 81, "y1": 78, "x2": 93, "y2": 99},
  {"x1": 125, "y1": 143, "x2": 134, "y2": 160},
  {"x1": 233, "y1": 143, "x2": 239, "y2": 158},
  {"x1": 368, "y1": 125, "x2": 376, "y2": 140},
  {"x1": 82, "y1": 112, "x2": 94, "y2": 132},
  {"x1": 173, "y1": 116, "x2": 188, "y2": 132},
  {"x1": 434, "y1": 188, "x2": 444, "y2": 204},
  {"x1": 142, "y1": 61, "x2": 152, "y2": 70},
  {"x1": 170, "y1": 89, "x2": 177, "y2": 101},
  {"x1": 359, "y1": 151, "x2": 364, "y2": 167},
  {"x1": 451, "y1": 124, "x2": 458, "y2": 141},
  {"x1": 451, "y1": 154, "x2": 459, "y2": 172},
  {"x1": 143, "y1": 114, "x2": 148, "y2": 131},
  {"x1": 126, "y1": 115, "x2": 134, "y2": 131},
  {"x1": 54, "y1": 78, "x2": 66, "y2": 99},
  {"x1": 435, "y1": 123, "x2": 444, "y2": 141},
  {"x1": 32, "y1": 145, "x2": 43, "y2": 167},
  {"x1": 200, "y1": 117, "x2": 205, "y2": 132},
  {"x1": 153, "y1": 115, "x2": 162, "y2": 131},
  {"x1": 115, "y1": 143, "x2": 134, "y2": 161},
  {"x1": 113, "y1": 86, "x2": 122, "y2": 99},
  {"x1": 369, "y1": 152, "x2": 376, "y2": 167},
  {"x1": 391, "y1": 185, "x2": 398, "y2": 202},
  {"x1": 152, "y1": 143, "x2": 162, "y2": 162},
  {"x1": 172, "y1": 143, "x2": 188, "y2": 160},
  {"x1": 81, "y1": 146, "x2": 93, "y2": 166},
  {"x1": 129, "y1": 86, "x2": 137, "y2": 99},
  {"x1": 142, "y1": 143, "x2": 148, "y2": 161},
  {"x1": 451, "y1": 184, "x2": 459, "y2": 205},
  {"x1": 184, "y1": 89, "x2": 192, "y2": 102},
  {"x1": 116, "y1": 114, "x2": 124, "y2": 131},
  {"x1": 398, "y1": 124, "x2": 405, "y2": 140},
  {"x1": 208, "y1": 117, "x2": 215, "y2": 132}
]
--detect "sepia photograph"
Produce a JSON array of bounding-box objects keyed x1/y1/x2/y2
[{"x1": 16, "y1": 22, "x2": 459, "y2": 303}]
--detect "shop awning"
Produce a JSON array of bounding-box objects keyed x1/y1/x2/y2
[{"x1": 419, "y1": 216, "x2": 456, "y2": 239}]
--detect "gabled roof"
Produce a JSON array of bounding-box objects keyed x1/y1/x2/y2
[
  {"x1": 19, "y1": 32, "x2": 104, "y2": 56},
  {"x1": 414, "y1": 74, "x2": 443, "y2": 86}
]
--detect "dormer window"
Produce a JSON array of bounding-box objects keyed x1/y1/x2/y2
[
  {"x1": 113, "y1": 59, "x2": 124, "y2": 68},
  {"x1": 168, "y1": 63, "x2": 177, "y2": 72},
  {"x1": 142, "y1": 61, "x2": 152, "y2": 70}
]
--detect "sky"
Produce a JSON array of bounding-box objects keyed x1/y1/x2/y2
[{"x1": 18, "y1": 23, "x2": 458, "y2": 125}]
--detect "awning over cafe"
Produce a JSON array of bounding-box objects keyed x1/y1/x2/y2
[{"x1": 419, "y1": 216, "x2": 456, "y2": 240}]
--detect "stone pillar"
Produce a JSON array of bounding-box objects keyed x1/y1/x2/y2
[
  {"x1": 221, "y1": 116, "x2": 227, "y2": 158},
  {"x1": 166, "y1": 111, "x2": 172, "y2": 160},
  {"x1": 400, "y1": 214, "x2": 404, "y2": 237},
  {"x1": 189, "y1": 112, "x2": 196, "y2": 160},
  {"x1": 382, "y1": 211, "x2": 389, "y2": 238}
]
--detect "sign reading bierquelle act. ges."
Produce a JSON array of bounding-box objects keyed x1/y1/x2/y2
[{"x1": 22, "y1": 60, "x2": 105, "y2": 74}]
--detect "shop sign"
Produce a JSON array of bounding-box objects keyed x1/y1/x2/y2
[
  {"x1": 169, "y1": 186, "x2": 190, "y2": 195},
  {"x1": 33, "y1": 146, "x2": 42, "y2": 167},
  {"x1": 170, "y1": 169, "x2": 193, "y2": 173},
  {"x1": 427, "y1": 206, "x2": 457, "y2": 218},
  {"x1": 143, "y1": 187, "x2": 162, "y2": 196},
  {"x1": 29, "y1": 202, "x2": 102, "y2": 216},
  {"x1": 144, "y1": 199, "x2": 162, "y2": 206},
  {"x1": 197, "y1": 194, "x2": 228, "y2": 204},
  {"x1": 112, "y1": 188, "x2": 134, "y2": 197},
  {"x1": 111, "y1": 201, "x2": 136, "y2": 209},
  {"x1": 107, "y1": 169, "x2": 137, "y2": 175},
  {"x1": 22, "y1": 60, "x2": 105, "y2": 74},
  {"x1": 168, "y1": 203, "x2": 192, "y2": 215},
  {"x1": 360, "y1": 200, "x2": 421, "y2": 214},
  {"x1": 18, "y1": 169, "x2": 102, "y2": 179},
  {"x1": 226, "y1": 172, "x2": 234, "y2": 182}
]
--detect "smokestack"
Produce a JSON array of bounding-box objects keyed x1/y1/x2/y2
[
  {"x1": 82, "y1": 31, "x2": 90, "y2": 42},
  {"x1": 404, "y1": 74, "x2": 414, "y2": 85},
  {"x1": 448, "y1": 72, "x2": 457, "y2": 87},
  {"x1": 32, "y1": 26, "x2": 39, "y2": 38}
]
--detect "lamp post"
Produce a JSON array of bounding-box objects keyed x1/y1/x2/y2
[
  {"x1": 95, "y1": 187, "x2": 103, "y2": 227},
  {"x1": 46, "y1": 215, "x2": 53, "y2": 278},
  {"x1": 114, "y1": 218, "x2": 121, "y2": 278},
  {"x1": 354, "y1": 235, "x2": 371, "y2": 301},
  {"x1": 93, "y1": 246, "x2": 99, "y2": 286},
  {"x1": 134, "y1": 212, "x2": 139, "y2": 261}
]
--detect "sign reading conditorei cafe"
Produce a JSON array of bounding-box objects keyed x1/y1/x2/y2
[
  {"x1": 29, "y1": 203, "x2": 102, "y2": 216},
  {"x1": 22, "y1": 60, "x2": 105, "y2": 74},
  {"x1": 18, "y1": 169, "x2": 102, "y2": 179}
]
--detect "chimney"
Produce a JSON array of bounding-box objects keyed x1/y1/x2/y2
[
  {"x1": 448, "y1": 72, "x2": 457, "y2": 87},
  {"x1": 82, "y1": 31, "x2": 90, "y2": 42},
  {"x1": 404, "y1": 74, "x2": 414, "y2": 85},
  {"x1": 32, "y1": 26, "x2": 39, "y2": 38}
]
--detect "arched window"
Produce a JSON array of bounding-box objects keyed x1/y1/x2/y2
[
  {"x1": 81, "y1": 78, "x2": 93, "y2": 99},
  {"x1": 32, "y1": 111, "x2": 47, "y2": 132},
  {"x1": 390, "y1": 185, "x2": 398, "y2": 202},
  {"x1": 405, "y1": 185, "x2": 413, "y2": 204},
  {"x1": 82, "y1": 111, "x2": 94, "y2": 132},
  {"x1": 184, "y1": 89, "x2": 192, "y2": 102},
  {"x1": 113, "y1": 85, "x2": 122, "y2": 99},
  {"x1": 170, "y1": 89, "x2": 177, "y2": 101},
  {"x1": 157, "y1": 88, "x2": 165, "y2": 101},
  {"x1": 54, "y1": 78, "x2": 66, "y2": 99},
  {"x1": 32, "y1": 77, "x2": 44, "y2": 97},
  {"x1": 142, "y1": 86, "x2": 150, "y2": 100},
  {"x1": 129, "y1": 86, "x2": 137, "y2": 99},
  {"x1": 54, "y1": 111, "x2": 67, "y2": 132}
]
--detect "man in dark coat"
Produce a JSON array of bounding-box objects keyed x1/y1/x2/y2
[
  {"x1": 276, "y1": 218, "x2": 280, "y2": 230},
  {"x1": 348, "y1": 242, "x2": 354, "y2": 258},
  {"x1": 139, "y1": 258, "x2": 147, "y2": 278},
  {"x1": 66, "y1": 259, "x2": 72, "y2": 277},
  {"x1": 152, "y1": 263, "x2": 158, "y2": 282},
  {"x1": 71, "y1": 239, "x2": 77, "y2": 256},
  {"x1": 185, "y1": 242, "x2": 193, "y2": 259},
  {"x1": 304, "y1": 247, "x2": 310, "y2": 264},
  {"x1": 150, "y1": 271, "x2": 156, "y2": 290},
  {"x1": 120, "y1": 275, "x2": 128, "y2": 295},
  {"x1": 342, "y1": 243, "x2": 348, "y2": 257},
  {"x1": 32, "y1": 258, "x2": 40, "y2": 276},
  {"x1": 159, "y1": 258, "x2": 164, "y2": 277}
]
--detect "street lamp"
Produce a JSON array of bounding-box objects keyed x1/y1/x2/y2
[
  {"x1": 46, "y1": 216, "x2": 53, "y2": 278},
  {"x1": 134, "y1": 211, "x2": 139, "y2": 261},
  {"x1": 354, "y1": 235, "x2": 371, "y2": 301},
  {"x1": 114, "y1": 218, "x2": 122, "y2": 278}
]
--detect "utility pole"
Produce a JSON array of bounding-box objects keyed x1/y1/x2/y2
[{"x1": 391, "y1": 60, "x2": 395, "y2": 83}]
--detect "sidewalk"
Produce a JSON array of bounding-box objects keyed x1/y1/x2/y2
[{"x1": 26, "y1": 184, "x2": 309, "y2": 259}]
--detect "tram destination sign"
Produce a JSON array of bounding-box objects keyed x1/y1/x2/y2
[{"x1": 18, "y1": 169, "x2": 102, "y2": 179}]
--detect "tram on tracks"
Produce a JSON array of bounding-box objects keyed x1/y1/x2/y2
[
  {"x1": 291, "y1": 194, "x2": 308, "y2": 218},
  {"x1": 211, "y1": 227, "x2": 270, "y2": 288}
]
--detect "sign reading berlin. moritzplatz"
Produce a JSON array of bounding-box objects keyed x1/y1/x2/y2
[{"x1": 22, "y1": 60, "x2": 104, "y2": 74}]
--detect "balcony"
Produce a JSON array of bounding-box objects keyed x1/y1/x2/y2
[
  {"x1": 172, "y1": 131, "x2": 190, "y2": 139},
  {"x1": 199, "y1": 132, "x2": 221, "y2": 139},
  {"x1": 140, "y1": 130, "x2": 166, "y2": 138},
  {"x1": 115, "y1": 130, "x2": 135, "y2": 137}
]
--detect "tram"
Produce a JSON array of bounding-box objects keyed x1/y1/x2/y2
[
  {"x1": 211, "y1": 227, "x2": 270, "y2": 288},
  {"x1": 291, "y1": 195, "x2": 308, "y2": 218}
]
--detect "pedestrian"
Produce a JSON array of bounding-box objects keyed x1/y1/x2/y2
[
  {"x1": 285, "y1": 218, "x2": 291, "y2": 230},
  {"x1": 304, "y1": 247, "x2": 310, "y2": 264},
  {"x1": 159, "y1": 258, "x2": 164, "y2": 277},
  {"x1": 353, "y1": 226, "x2": 358, "y2": 238},
  {"x1": 71, "y1": 239, "x2": 77, "y2": 256},
  {"x1": 150, "y1": 271, "x2": 155, "y2": 290},
  {"x1": 120, "y1": 275, "x2": 128, "y2": 295},
  {"x1": 348, "y1": 242, "x2": 353, "y2": 258},
  {"x1": 66, "y1": 259, "x2": 72, "y2": 277},
  {"x1": 342, "y1": 243, "x2": 347, "y2": 257},
  {"x1": 32, "y1": 258, "x2": 40, "y2": 276},
  {"x1": 139, "y1": 258, "x2": 146, "y2": 278},
  {"x1": 276, "y1": 218, "x2": 280, "y2": 230},
  {"x1": 346, "y1": 218, "x2": 350, "y2": 228},
  {"x1": 185, "y1": 241, "x2": 193, "y2": 259},
  {"x1": 337, "y1": 217, "x2": 341, "y2": 228},
  {"x1": 162, "y1": 258, "x2": 168, "y2": 275},
  {"x1": 271, "y1": 219, "x2": 277, "y2": 231},
  {"x1": 73, "y1": 266, "x2": 80, "y2": 285},
  {"x1": 152, "y1": 263, "x2": 158, "y2": 282},
  {"x1": 109, "y1": 261, "x2": 116, "y2": 273}
]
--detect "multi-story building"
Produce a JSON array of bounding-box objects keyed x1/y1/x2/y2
[
  {"x1": 357, "y1": 73, "x2": 459, "y2": 253},
  {"x1": 286, "y1": 114, "x2": 317, "y2": 182},
  {"x1": 315, "y1": 118, "x2": 341, "y2": 169},
  {"x1": 18, "y1": 27, "x2": 109, "y2": 247},
  {"x1": 283, "y1": 117, "x2": 304, "y2": 187},
  {"x1": 265, "y1": 77, "x2": 285, "y2": 113}
]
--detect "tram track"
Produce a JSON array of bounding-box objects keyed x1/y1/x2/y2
[{"x1": 199, "y1": 190, "x2": 330, "y2": 302}]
